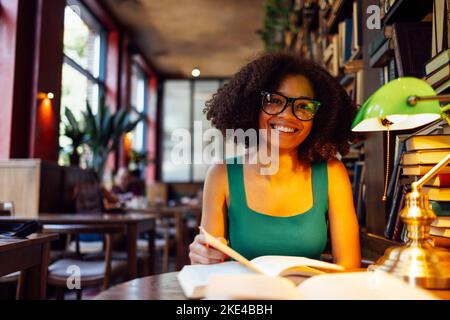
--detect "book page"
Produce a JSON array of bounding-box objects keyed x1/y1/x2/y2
[
  {"x1": 200, "y1": 227, "x2": 344, "y2": 277},
  {"x1": 251, "y1": 256, "x2": 345, "y2": 277},
  {"x1": 199, "y1": 227, "x2": 266, "y2": 274},
  {"x1": 296, "y1": 271, "x2": 437, "y2": 300},
  {"x1": 205, "y1": 274, "x2": 302, "y2": 300},
  {"x1": 177, "y1": 262, "x2": 254, "y2": 299}
]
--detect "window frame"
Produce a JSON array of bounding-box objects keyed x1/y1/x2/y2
[
  {"x1": 63, "y1": 0, "x2": 107, "y2": 109},
  {"x1": 160, "y1": 78, "x2": 227, "y2": 183},
  {"x1": 58, "y1": 0, "x2": 108, "y2": 165},
  {"x1": 130, "y1": 63, "x2": 149, "y2": 153}
]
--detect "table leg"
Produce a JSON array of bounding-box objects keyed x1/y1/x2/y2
[
  {"x1": 175, "y1": 213, "x2": 185, "y2": 270},
  {"x1": 127, "y1": 224, "x2": 138, "y2": 280},
  {"x1": 147, "y1": 227, "x2": 156, "y2": 275},
  {"x1": 16, "y1": 242, "x2": 50, "y2": 300}
]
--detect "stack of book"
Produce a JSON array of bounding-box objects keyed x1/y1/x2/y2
[
  {"x1": 430, "y1": 200, "x2": 450, "y2": 248},
  {"x1": 425, "y1": 50, "x2": 450, "y2": 93},
  {"x1": 400, "y1": 135, "x2": 450, "y2": 244},
  {"x1": 384, "y1": 134, "x2": 450, "y2": 242}
]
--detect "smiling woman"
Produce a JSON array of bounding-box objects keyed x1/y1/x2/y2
[{"x1": 189, "y1": 51, "x2": 362, "y2": 269}]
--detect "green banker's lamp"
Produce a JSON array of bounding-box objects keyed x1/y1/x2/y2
[{"x1": 352, "y1": 77, "x2": 450, "y2": 289}]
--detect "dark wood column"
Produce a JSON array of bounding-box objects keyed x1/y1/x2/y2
[
  {"x1": 0, "y1": 0, "x2": 37, "y2": 159},
  {"x1": 29, "y1": 0, "x2": 66, "y2": 161},
  {"x1": 0, "y1": 0, "x2": 20, "y2": 159}
]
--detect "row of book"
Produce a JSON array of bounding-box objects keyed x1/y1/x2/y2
[
  {"x1": 369, "y1": 22, "x2": 432, "y2": 85},
  {"x1": 425, "y1": 0, "x2": 450, "y2": 93},
  {"x1": 292, "y1": 1, "x2": 364, "y2": 106},
  {"x1": 322, "y1": 1, "x2": 362, "y2": 76},
  {"x1": 384, "y1": 133, "x2": 450, "y2": 247}
]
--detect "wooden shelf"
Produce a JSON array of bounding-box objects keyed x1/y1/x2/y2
[
  {"x1": 383, "y1": 0, "x2": 433, "y2": 25},
  {"x1": 339, "y1": 73, "x2": 355, "y2": 86},
  {"x1": 326, "y1": 0, "x2": 353, "y2": 33}
]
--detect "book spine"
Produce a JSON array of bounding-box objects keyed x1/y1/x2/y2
[
  {"x1": 440, "y1": 173, "x2": 450, "y2": 187},
  {"x1": 392, "y1": 186, "x2": 408, "y2": 241},
  {"x1": 431, "y1": 200, "x2": 450, "y2": 216},
  {"x1": 432, "y1": 235, "x2": 450, "y2": 248},
  {"x1": 401, "y1": 224, "x2": 407, "y2": 243},
  {"x1": 387, "y1": 139, "x2": 405, "y2": 203},
  {"x1": 385, "y1": 184, "x2": 404, "y2": 239},
  {"x1": 431, "y1": 226, "x2": 450, "y2": 238}
]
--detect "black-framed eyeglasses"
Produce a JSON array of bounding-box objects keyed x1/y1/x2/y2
[{"x1": 260, "y1": 91, "x2": 321, "y2": 121}]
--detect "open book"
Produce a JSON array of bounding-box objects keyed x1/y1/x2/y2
[
  {"x1": 201, "y1": 227, "x2": 344, "y2": 275},
  {"x1": 178, "y1": 228, "x2": 437, "y2": 300},
  {"x1": 204, "y1": 272, "x2": 437, "y2": 300},
  {"x1": 178, "y1": 227, "x2": 345, "y2": 298}
]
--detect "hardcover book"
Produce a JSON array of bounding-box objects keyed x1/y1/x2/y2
[
  {"x1": 178, "y1": 230, "x2": 436, "y2": 300},
  {"x1": 405, "y1": 135, "x2": 450, "y2": 151}
]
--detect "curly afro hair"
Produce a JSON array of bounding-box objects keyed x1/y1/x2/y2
[{"x1": 204, "y1": 51, "x2": 359, "y2": 163}]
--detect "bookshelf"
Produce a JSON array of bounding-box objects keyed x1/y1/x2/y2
[
  {"x1": 277, "y1": 0, "x2": 450, "y2": 258},
  {"x1": 381, "y1": 0, "x2": 432, "y2": 25},
  {"x1": 326, "y1": 0, "x2": 354, "y2": 33}
]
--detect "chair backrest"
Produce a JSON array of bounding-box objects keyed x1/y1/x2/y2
[
  {"x1": 0, "y1": 201, "x2": 14, "y2": 216},
  {"x1": 73, "y1": 181, "x2": 103, "y2": 213},
  {"x1": 147, "y1": 182, "x2": 168, "y2": 206}
]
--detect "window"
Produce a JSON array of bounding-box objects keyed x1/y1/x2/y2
[
  {"x1": 59, "y1": 0, "x2": 106, "y2": 165},
  {"x1": 162, "y1": 81, "x2": 191, "y2": 182},
  {"x1": 161, "y1": 79, "x2": 223, "y2": 182},
  {"x1": 129, "y1": 64, "x2": 148, "y2": 152}
]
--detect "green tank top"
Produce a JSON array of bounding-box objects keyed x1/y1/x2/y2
[{"x1": 226, "y1": 159, "x2": 329, "y2": 260}]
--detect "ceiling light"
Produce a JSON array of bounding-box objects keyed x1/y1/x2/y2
[{"x1": 191, "y1": 68, "x2": 201, "y2": 78}]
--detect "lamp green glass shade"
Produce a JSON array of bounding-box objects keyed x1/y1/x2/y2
[{"x1": 351, "y1": 77, "x2": 442, "y2": 132}]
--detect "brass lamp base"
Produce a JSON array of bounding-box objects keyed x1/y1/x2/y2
[
  {"x1": 369, "y1": 243, "x2": 450, "y2": 289},
  {"x1": 368, "y1": 153, "x2": 450, "y2": 290}
]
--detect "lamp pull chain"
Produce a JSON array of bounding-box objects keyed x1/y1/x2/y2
[{"x1": 382, "y1": 124, "x2": 390, "y2": 201}]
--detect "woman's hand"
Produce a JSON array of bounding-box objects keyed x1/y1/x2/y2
[{"x1": 189, "y1": 234, "x2": 228, "y2": 265}]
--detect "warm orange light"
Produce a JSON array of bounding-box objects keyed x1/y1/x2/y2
[
  {"x1": 124, "y1": 132, "x2": 133, "y2": 154},
  {"x1": 37, "y1": 91, "x2": 54, "y2": 101},
  {"x1": 40, "y1": 98, "x2": 52, "y2": 118}
]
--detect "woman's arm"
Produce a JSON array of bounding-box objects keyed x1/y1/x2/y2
[
  {"x1": 200, "y1": 164, "x2": 228, "y2": 237},
  {"x1": 327, "y1": 159, "x2": 361, "y2": 269},
  {"x1": 189, "y1": 164, "x2": 228, "y2": 264}
]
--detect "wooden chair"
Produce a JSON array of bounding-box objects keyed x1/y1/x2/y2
[
  {"x1": 0, "y1": 202, "x2": 20, "y2": 298},
  {"x1": 44, "y1": 224, "x2": 127, "y2": 300},
  {"x1": 0, "y1": 201, "x2": 14, "y2": 216},
  {"x1": 136, "y1": 215, "x2": 174, "y2": 273}
]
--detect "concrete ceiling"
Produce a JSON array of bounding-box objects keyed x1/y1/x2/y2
[{"x1": 101, "y1": 0, "x2": 266, "y2": 78}]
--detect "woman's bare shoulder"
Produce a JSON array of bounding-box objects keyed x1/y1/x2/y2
[
  {"x1": 326, "y1": 158, "x2": 351, "y2": 181},
  {"x1": 205, "y1": 163, "x2": 228, "y2": 183},
  {"x1": 204, "y1": 163, "x2": 229, "y2": 196},
  {"x1": 203, "y1": 163, "x2": 229, "y2": 208}
]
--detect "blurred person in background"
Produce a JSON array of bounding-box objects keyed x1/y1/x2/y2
[{"x1": 112, "y1": 167, "x2": 134, "y2": 204}]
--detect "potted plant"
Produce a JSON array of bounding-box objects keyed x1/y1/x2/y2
[
  {"x1": 83, "y1": 98, "x2": 146, "y2": 180},
  {"x1": 62, "y1": 107, "x2": 85, "y2": 167},
  {"x1": 128, "y1": 149, "x2": 150, "y2": 173}
]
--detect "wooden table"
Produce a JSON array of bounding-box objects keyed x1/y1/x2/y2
[
  {"x1": 94, "y1": 272, "x2": 185, "y2": 300},
  {"x1": 94, "y1": 271, "x2": 450, "y2": 300},
  {"x1": 0, "y1": 213, "x2": 156, "y2": 280},
  {"x1": 0, "y1": 233, "x2": 58, "y2": 299},
  {"x1": 127, "y1": 205, "x2": 202, "y2": 269}
]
